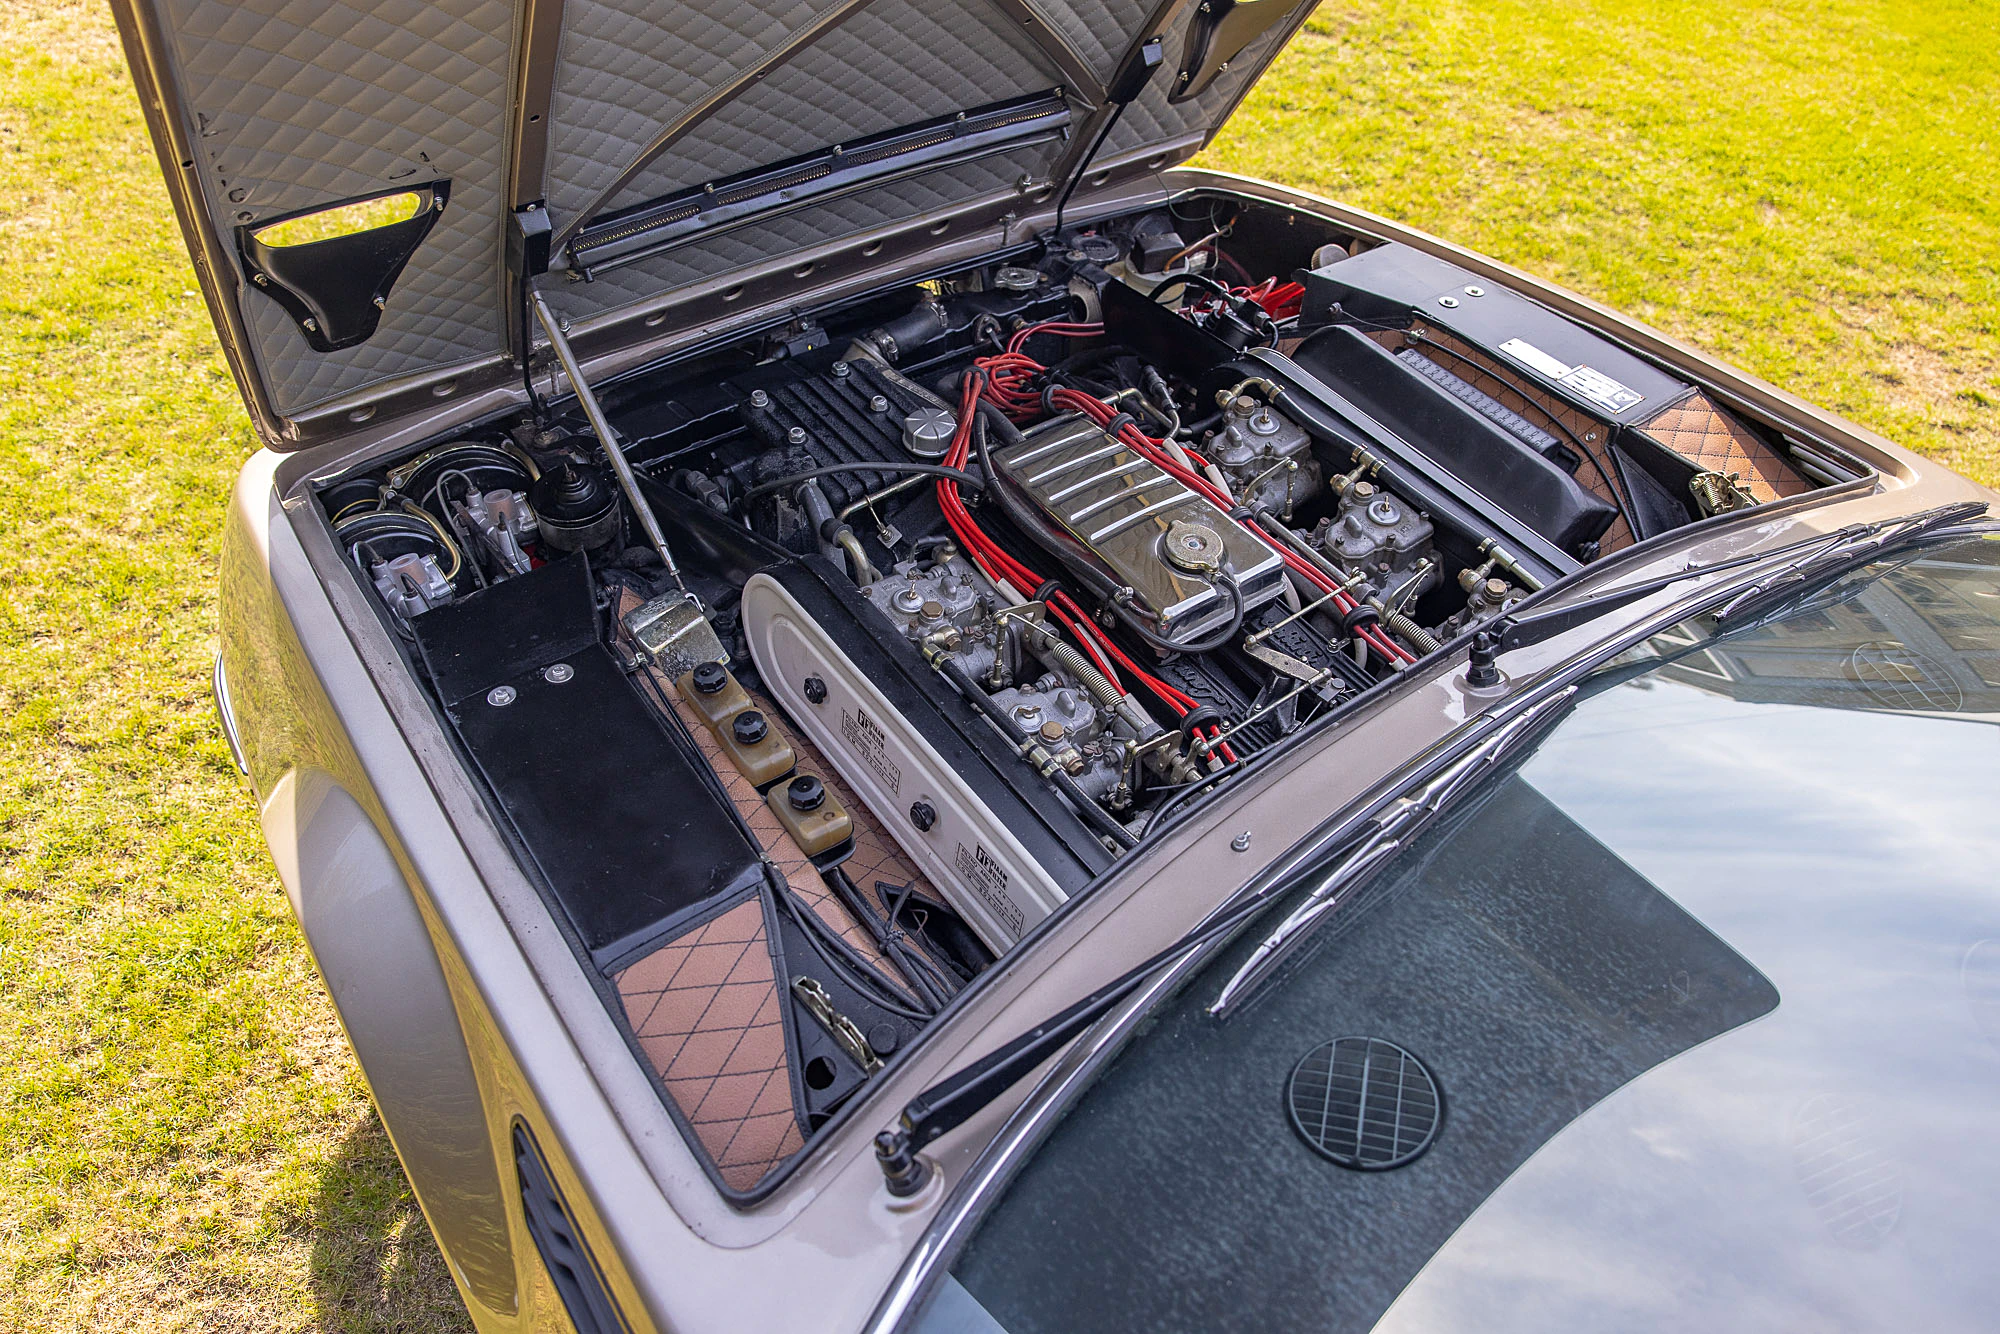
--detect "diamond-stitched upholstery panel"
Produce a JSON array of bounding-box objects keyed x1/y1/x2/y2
[
  {"x1": 157, "y1": 0, "x2": 512, "y2": 412},
  {"x1": 542, "y1": 0, "x2": 1159, "y2": 226},
  {"x1": 1027, "y1": 0, "x2": 1126, "y2": 82},
  {"x1": 159, "y1": 0, "x2": 1303, "y2": 415},
  {"x1": 598, "y1": 0, "x2": 1060, "y2": 215},
  {"x1": 544, "y1": 0, "x2": 821, "y2": 222},
  {"x1": 612, "y1": 896, "x2": 804, "y2": 1192},
  {"x1": 549, "y1": 150, "x2": 1053, "y2": 317},
  {"x1": 1637, "y1": 391, "x2": 1812, "y2": 503}
]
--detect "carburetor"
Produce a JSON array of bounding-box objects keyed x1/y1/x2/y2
[
  {"x1": 1206, "y1": 393, "x2": 1320, "y2": 519},
  {"x1": 1315, "y1": 480, "x2": 1438, "y2": 604},
  {"x1": 858, "y1": 549, "x2": 1191, "y2": 808},
  {"x1": 859, "y1": 549, "x2": 1005, "y2": 680}
]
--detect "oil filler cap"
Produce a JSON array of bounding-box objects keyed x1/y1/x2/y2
[
  {"x1": 1163, "y1": 520, "x2": 1224, "y2": 575},
  {"x1": 901, "y1": 407, "x2": 957, "y2": 461},
  {"x1": 1286, "y1": 1037, "x2": 1441, "y2": 1170}
]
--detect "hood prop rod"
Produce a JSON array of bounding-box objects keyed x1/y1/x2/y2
[
  {"x1": 530, "y1": 291, "x2": 688, "y2": 594},
  {"x1": 1050, "y1": 35, "x2": 1164, "y2": 238}
]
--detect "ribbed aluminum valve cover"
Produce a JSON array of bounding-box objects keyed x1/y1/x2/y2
[{"x1": 993, "y1": 415, "x2": 1286, "y2": 641}]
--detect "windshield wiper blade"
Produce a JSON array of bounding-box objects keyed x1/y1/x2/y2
[
  {"x1": 872, "y1": 690, "x2": 1575, "y2": 1196},
  {"x1": 1464, "y1": 500, "x2": 1991, "y2": 685},
  {"x1": 1207, "y1": 688, "x2": 1576, "y2": 1016},
  {"x1": 1711, "y1": 499, "x2": 1991, "y2": 626},
  {"x1": 873, "y1": 862, "x2": 1296, "y2": 1195}
]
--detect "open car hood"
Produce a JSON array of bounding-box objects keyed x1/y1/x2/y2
[{"x1": 112, "y1": 0, "x2": 1318, "y2": 444}]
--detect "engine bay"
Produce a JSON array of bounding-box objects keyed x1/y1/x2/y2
[{"x1": 316, "y1": 192, "x2": 1852, "y2": 1194}]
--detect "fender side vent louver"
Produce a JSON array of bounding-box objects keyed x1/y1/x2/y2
[{"x1": 513, "y1": 1123, "x2": 632, "y2": 1334}]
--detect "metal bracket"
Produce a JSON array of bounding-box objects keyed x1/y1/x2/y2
[
  {"x1": 623, "y1": 591, "x2": 728, "y2": 679},
  {"x1": 236, "y1": 181, "x2": 449, "y2": 352}
]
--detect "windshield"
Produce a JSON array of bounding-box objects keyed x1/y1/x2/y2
[{"x1": 910, "y1": 531, "x2": 2000, "y2": 1334}]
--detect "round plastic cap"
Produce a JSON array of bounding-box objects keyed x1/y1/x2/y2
[{"x1": 787, "y1": 774, "x2": 826, "y2": 810}]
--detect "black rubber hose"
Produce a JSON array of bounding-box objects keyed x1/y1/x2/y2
[
  {"x1": 827, "y1": 866, "x2": 952, "y2": 1011},
  {"x1": 774, "y1": 883, "x2": 934, "y2": 1020},
  {"x1": 874, "y1": 874, "x2": 963, "y2": 1002},
  {"x1": 1176, "y1": 408, "x2": 1225, "y2": 439},
  {"x1": 1148, "y1": 271, "x2": 1236, "y2": 305},
  {"x1": 740, "y1": 461, "x2": 983, "y2": 504},
  {"x1": 971, "y1": 395, "x2": 1026, "y2": 446},
  {"x1": 1097, "y1": 568, "x2": 1243, "y2": 656},
  {"x1": 937, "y1": 657, "x2": 1138, "y2": 850}
]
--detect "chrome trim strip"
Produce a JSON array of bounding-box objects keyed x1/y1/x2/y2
[
  {"x1": 1088, "y1": 493, "x2": 1184, "y2": 541},
  {"x1": 1027, "y1": 440, "x2": 1128, "y2": 484},
  {"x1": 211, "y1": 651, "x2": 249, "y2": 776},
  {"x1": 1045, "y1": 457, "x2": 1159, "y2": 502},
  {"x1": 1010, "y1": 433, "x2": 1093, "y2": 470},
  {"x1": 1062, "y1": 478, "x2": 1171, "y2": 525}
]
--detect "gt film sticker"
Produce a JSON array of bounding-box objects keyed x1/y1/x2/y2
[{"x1": 839, "y1": 705, "x2": 903, "y2": 796}]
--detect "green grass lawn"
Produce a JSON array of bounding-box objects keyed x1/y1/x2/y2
[
  {"x1": 0, "y1": 0, "x2": 1992, "y2": 1328},
  {"x1": 1203, "y1": 0, "x2": 2000, "y2": 480}
]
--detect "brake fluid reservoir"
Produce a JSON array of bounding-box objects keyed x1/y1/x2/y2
[
  {"x1": 768, "y1": 774, "x2": 853, "y2": 856},
  {"x1": 713, "y1": 708, "x2": 796, "y2": 788},
  {"x1": 678, "y1": 661, "x2": 753, "y2": 729}
]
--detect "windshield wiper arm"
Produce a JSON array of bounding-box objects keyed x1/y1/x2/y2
[
  {"x1": 1464, "y1": 500, "x2": 1990, "y2": 686},
  {"x1": 1710, "y1": 499, "x2": 1991, "y2": 625},
  {"x1": 872, "y1": 689, "x2": 1576, "y2": 1196},
  {"x1": 873, "y1": 863, "x2": 1297, "y2": 1195}
]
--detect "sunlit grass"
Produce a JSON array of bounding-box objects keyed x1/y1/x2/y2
[
  {"x1": 1203, "y1": 0, "x2": 1999, "y2": 483},
  {"x1": 0, "y1": 3, "x2": 468, "y2": 1330},
  {"x1": 252, "y1": 191, "x2": 425, "y2": 248},
  {"x1": 0, "y1": 0, "x2": 1992, "y2": 1329}
]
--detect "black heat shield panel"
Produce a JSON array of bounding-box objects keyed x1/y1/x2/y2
[
  {"x1": 1099, "y1": 274, "x2": 1240, "y2": 382},
  {"x1": 1297, "y1": 242, "x2": 1691, "y2": 427},
  {"x1": 1292, "y1": 325, "x2": 1618, "y2": 556},
  {"x1": 413, "y1": 552, "x2": 605, "y2": 706},
  {"x1": 414, "y1": 556, "x2": 767, "y2": 960}
]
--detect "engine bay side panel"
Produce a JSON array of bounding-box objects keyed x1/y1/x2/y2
[{"x1": 744, "y1": 573, "x2": 1074, "y2": 953}]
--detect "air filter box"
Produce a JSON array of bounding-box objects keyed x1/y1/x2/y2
[{"x1": 1296, "y1": 243, "x2": 1690, "y2": 427}]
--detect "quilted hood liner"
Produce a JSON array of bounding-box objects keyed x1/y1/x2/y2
[{"x1": 114, "y1": 0, "x2": 1317, "y2": 432}]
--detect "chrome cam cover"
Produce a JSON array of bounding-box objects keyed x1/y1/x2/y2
[{"x1": 992, "y1": 415, "x2": 1286, "y2": 641}]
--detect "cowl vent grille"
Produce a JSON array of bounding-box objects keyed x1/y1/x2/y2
[{"x1": 1286, "y1": 1036, "x2": 1441, "y2": 1170}]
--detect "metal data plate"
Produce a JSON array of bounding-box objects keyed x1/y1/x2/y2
[{"x1": 994, "y1": 416, "x2": 1286, "y2": 640}]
